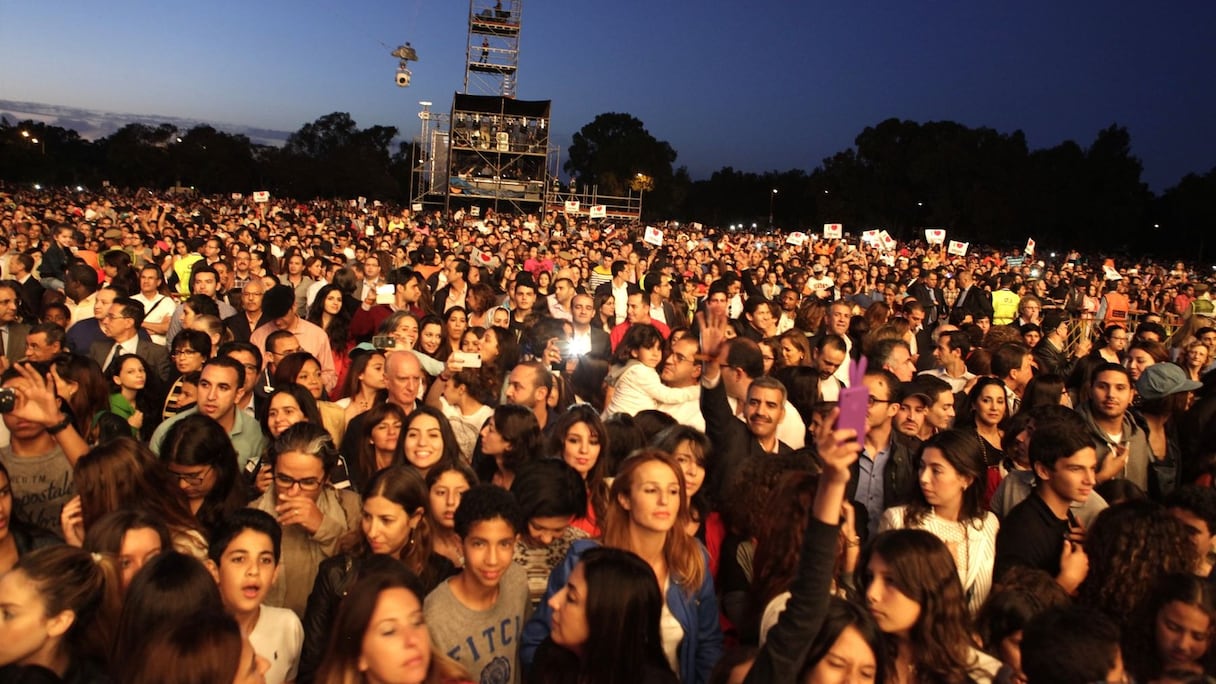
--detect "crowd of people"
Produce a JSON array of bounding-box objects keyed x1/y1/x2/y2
[{"x1": 3, "y1": 185, "x2": 1216, "y2": 683}]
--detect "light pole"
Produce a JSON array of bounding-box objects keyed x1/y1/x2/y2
[{"x1": 769, "y1": 188, "x2": 777, "y2": 228}]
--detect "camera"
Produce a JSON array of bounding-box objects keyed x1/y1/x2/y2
[
  {"x1": 0, "y1": 387, "x2": 15, "y2": 413},
  {"x1": 371, "y1": 335, "x2": 397, "y2": 350},
  {"x1": 395, "y1": 70, "x2": 411, "y2": 87}
]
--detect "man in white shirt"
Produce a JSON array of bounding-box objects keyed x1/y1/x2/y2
[
  {"x1": 806, "y1": 263, "x2": 835, "y2": 299},
  {"x1": 655, "y1": 335, "x2": 704, "y2": 431},
  {"x1": 920, "y1": 329, "x2": 976, "y2": 394},
  {"x1": 131, "y1": 264, "x2": 173, "y2": 347},
  {"x1": 546, "y1": 277, "x2": 576, "y2": 322}
]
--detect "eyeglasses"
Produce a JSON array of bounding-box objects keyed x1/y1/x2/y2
[
  {"x1": 102, "y1": 314, "x2": 132, "y2": 321},
  {"x1": 274, "y1": 473, "x2": 323, "y2": 491},
  {"x1": 171, "y1": 349, "x2": 202, "y2": 358},
  {"x1": 867, "y1": 396, "x2": 893, "y2": 407},
  {"x1": 169, "y1": 465, "x2": 212, "y2": 486}
]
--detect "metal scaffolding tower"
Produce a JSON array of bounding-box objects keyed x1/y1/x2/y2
[
  {"x1": 410, "y1": 101, "x2": 449, "y2": 208},
  {"x1": 464, "y1": 0, "x2": 521, "y2": 98},
  {"x1": 445, "y1": 94, "x2": 550, "y2": 215}
]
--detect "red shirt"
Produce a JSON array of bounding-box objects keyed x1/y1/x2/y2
[{"x1": 609, "y1": 319, "x2": 671, "y2": 352}]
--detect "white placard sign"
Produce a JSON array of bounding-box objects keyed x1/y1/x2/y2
[
  {"x1": 878, "y1": 230, "x2": 897, "y2": 252},
  {"x1": 589, "y1": 205, "x2": 607, "y2": 219},
  {"x1": 947, "y1": 240, "x2": 969, "y2": 256},
  {"x1": 822, "y1": 223, "x2": 843, "y2": 239},
  {"x1": 643, "y1": 226, "x2": 664, "y2": 246},
  {"x1": 564, "y1": 200, "x2": 580, "y2": 213},
  {"x1": 252, "y1": 191, "x2": 270, "y2": 203},
  {"x1": 925, "y1": 228, "x2": 946, "y2": 245},
  {"x1": 786, "y1": 231, "x2": 808, "y2": 246}
]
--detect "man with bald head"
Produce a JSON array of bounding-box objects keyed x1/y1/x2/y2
[{"x1": 340, "y1": 349, "x2": 424, "y2": 465}]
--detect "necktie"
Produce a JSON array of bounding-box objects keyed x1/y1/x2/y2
[{"x1": 103, "y1": 342, "x2": 121, "y2": 371}]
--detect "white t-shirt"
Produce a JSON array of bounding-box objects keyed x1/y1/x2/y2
[
  {"x1": 132, "y1": 292, "x2": 174, "y2": 347},
  {"x1": 250, "y1": 605, "x2": 304, "y2": 684}
]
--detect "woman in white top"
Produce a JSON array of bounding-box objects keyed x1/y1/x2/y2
[{"x1": 879, "y1": 429, "x2": 999, "y2": 615}]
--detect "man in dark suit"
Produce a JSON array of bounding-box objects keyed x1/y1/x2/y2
[
  {"x1": 9, "y1": 253, "x2": 45, "y2": 320},
  {"x1": 88, "y1": 296, "x2": 171, "y2": 382},
  {"x1": 224, "y1": 279, "x2": 269, "y2": 344},
  {"x1": 953, "y1": 269, "x2": 993, "y2": 325},
  {"x1": 570, "y1": 292, "x2": 610, "y2": 359},
  {"x1": 699, "y1": 318, "x2": 793, "y2": 504},
  {"x1": 432, "y1": 258, "x2": 470, "y2": 314},
  {"x1": 0, "y1": 281, "x2": 30, "y2": 365},
  {"x1": 907, "y1": 270, "x2": 946, "y2": 323},
  {"x1": 644, "y1": 271, "x2": 686, "y2": 330}
]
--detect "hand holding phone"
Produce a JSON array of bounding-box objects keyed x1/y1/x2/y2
[
  {"x1": 835, "y1": 357, "x2": 870, "y2": 441},
  {"x1": 450, "y1": 351, "x2": 482, "y2": 369}
]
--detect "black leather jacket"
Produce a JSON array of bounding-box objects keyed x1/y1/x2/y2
[{"x1": 297, "y1": 551, "x2": 456, "y2": 683}]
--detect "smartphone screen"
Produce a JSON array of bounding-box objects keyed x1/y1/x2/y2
[{"x1": 836, "y1": 385, "x2": 869, "y2": 440}]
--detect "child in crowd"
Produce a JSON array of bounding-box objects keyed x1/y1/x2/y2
[
  {"x1": 602, "y1": 323, "x2": 698, "y2": 418},
  {"x1": 207, "y1": 508, "x2": 303, "y2": 684},
  {"x1": 424, "y1": 484, "x2": 529, "y2": 683}
]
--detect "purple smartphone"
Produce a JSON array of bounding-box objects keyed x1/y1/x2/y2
[{"x1": 835, "y1": 357, "x2": 869, "y2": 440}]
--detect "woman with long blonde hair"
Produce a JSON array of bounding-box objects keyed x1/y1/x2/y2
[{"x1": 520, "y1": 449, "x2": 722, "y2": 684}]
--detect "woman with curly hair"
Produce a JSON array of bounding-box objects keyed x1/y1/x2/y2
[
  {"x1": 860, "y1": 529, "x2": 1003, "y2": 682},
  {"x1": 1181, "y1": 338, "x2": 1212, "y2": 382},
  {"x1": 1077, "y1": 500, "x2": 1195, "y2": 640},
  {"x1": 1125, "y1": 573, "x2": 1216, "y2": 682},
  {"x1": 307, "y1": 284, "x2": 355, "y2": 397}
]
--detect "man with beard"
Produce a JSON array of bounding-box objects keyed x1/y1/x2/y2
[
  {"x1": 811, "y1": 334, "x2": 848, "y2": 402},
  {"x1": 1078, "y1": 363, "x2": 1152, "y2": 492}
]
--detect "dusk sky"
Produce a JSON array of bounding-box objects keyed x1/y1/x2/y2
[{"x1": 2, "y1": 1, "x2": 1214, "y2": 190}]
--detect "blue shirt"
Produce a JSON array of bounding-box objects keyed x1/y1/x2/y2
[{"x1": 857, "y1": 442, "x2": 891, "y2": 536}]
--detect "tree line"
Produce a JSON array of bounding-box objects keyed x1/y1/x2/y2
[{"x1": 3, "y1": 111, "x2": 1214, "y2": 259}]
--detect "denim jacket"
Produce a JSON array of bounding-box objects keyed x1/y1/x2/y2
[{"x1": 520, "y1": 539, "x2": 723, "y2": 684}]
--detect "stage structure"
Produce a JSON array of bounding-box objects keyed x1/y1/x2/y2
[
  {"x1": 410, "y1": 101, "x2": 449, "y2": 209},
  {"x1": 445, "y1": 94, "x2": 550, "y2": 215},
  {"x1": 464, "y1": 0, "x2": 521, "y2": 98}
]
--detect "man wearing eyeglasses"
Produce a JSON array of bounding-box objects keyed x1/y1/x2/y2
[
  {"x1": 89, "y1": 297, "x2": 170, "y2": 382},
  {"x1": 847, "y1": 368, "x2": 921, "y2": 539},
  {"x1": 151, "y1": 357, "x2": 268, "y2": 470}
]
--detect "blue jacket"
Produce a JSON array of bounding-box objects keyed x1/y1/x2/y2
[{"x1": 520, "y1": 539, "x2": 723, "y2": 684}]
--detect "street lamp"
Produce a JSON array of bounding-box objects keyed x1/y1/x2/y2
[{"x1": 769, "y1": 188, "x2": 777, "y2": 228}]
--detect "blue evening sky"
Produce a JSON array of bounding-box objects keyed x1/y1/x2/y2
[{"x1": 2, "y1": 1, "x2": 1214, "y2": 189}]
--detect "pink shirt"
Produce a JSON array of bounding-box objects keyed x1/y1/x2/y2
[{"x1": 250, "y1": 317, "x2": 339, "y2": 391}]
